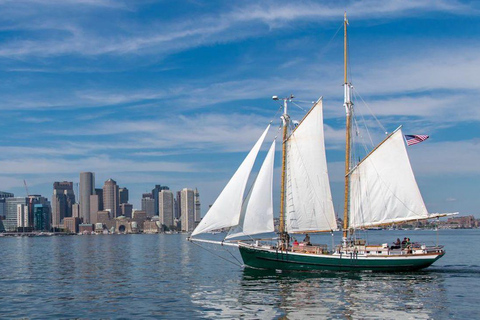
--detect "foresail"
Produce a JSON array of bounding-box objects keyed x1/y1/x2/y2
[
  {"x1": 191, "y1": 125, "x2": 271, "y2": 237},
  {"x1": 226, "y1": 140, "x2": 275, "y2": 239},
  {"x1": 285, "y1": 100, "x2": 337, "y2": 233},
  {"x1": 348, "y1": 128, "x2": 429, "y2": 229}
]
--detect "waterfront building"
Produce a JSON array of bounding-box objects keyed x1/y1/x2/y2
[
  {"x1": 5, "y1": 197, "x2": 28, "y2": 231},
  {"x1": 159, "y1": 190, "x2": 174, "y2": 229},
  {"x1": 79, "y1": 172, "x2": 95, "y2": 223},
  {"x1": 119, "y1": 187, "x2": 129, "y2": 204},
  {"x1": 16, "y1": 204, "x2": 28, "y2": 228},
  {"x1": 34, "y1": 204, "x2": 50, "y2": 231},
  {"x1": 25, "y1": 195, "x2": 50, "y2": 230},
  {"x1": 103, "y1": 179, "x2": 119, "y2": 218},
  {"x1": 0, "y1": 191, "x2": 14, "y2": 219},
  {"x1": 194, "y1": 188, "x2": 201, "y2": 223},
  {"x1": 79, "y1": 223, "x2": 93, "y2": 234},
  {"x1": 63, "y1": 217, "x2": 80, "y2": 233},
  {"x1": 52, "y1": 181, "x2": 75, "y2": 228},
  {"x1": 132, "y1": 210, "x2": 147, "y2": 224},
  {"x1": 141, "y1": 196, "x2": 155, "y2": 217},
  {"x1": 96, "y1": 210, "x2": 115, "y2": 230},
  {"x1": 143, "y1": 220, "x2": 160, "y2": 233},
  {"x1": 120, "y1": 203, "x2": 133, "y2": 218},
  {"x1": 181, "y1": 188, "x2": 195, "y2": 232},
  {"x1": 152, "y1": 185, "x2": 169, "y2": 216}
]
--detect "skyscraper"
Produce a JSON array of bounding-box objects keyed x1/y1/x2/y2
[
  {"x1": 79, "y1": 172, "x2": 95, "y2": 224},
  {"x1": 141, "y1": 195, "x2": 155, "y2": 217},
  {"x1": 194, "y1": 188, "x2": 201, "y2": 223},
  {"x1": 119, "y1": 187, "x2": 129, "y2": 204},
  {"x1": 152, "y1": 185, "x2": 169, "y2": 216},
  {"x1": 181, "y1": 188, "x2": 195, "y2": 232},
  {"x1": 103, "y1": 179, "x2": 119, "y2": 218},
  {"x1": 34, "y1": 204, "x2": 50, "y2": 231},
  {"x1": 0, "y1": 191, "x2": 14, "y2": 219},
  {"x1": 159, "y1": 190, "x2": 174, "y2": 229},
  {"x1": 52, "y1": 181, "x2": 75, "y2": 228},
  {"x1": 174, "y1": 191, "x2": 181, "y2": 219}
]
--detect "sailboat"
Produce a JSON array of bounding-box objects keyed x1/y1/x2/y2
[{"x1": 189, "y1": 14, "x2": 456, "y2": 272}]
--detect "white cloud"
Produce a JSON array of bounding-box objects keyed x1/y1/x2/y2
[
  {"x1": 0, "y1": 156, "x2": 197, "y2": 174},
  {"x1": 0, "y1": 0, "x2": 474, "y2": 59}
]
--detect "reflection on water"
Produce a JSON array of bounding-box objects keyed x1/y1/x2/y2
[
  {"x1": 238, "y1": 268, "x2": 447, "y2": 319},
  {"x1": 0, "y1": 230, "x2": 478, "y2": 319}
]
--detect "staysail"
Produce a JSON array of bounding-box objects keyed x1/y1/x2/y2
[
  {"x1": 226, "y1": 140, "x2": 276, "y2": 239},
  {"x1": 191, "y1": 125, "x2": 271, "y2": 236},
  {"x1": 348, "y1": 127, "x2": 430, "y2": 228},
  {"x1": 285, "y1": 100, "x2": 337, "y2": 233}
]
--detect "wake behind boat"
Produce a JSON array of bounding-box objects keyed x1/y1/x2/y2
[{"x1": 188, "y1": 13, "x2": 456, "y2": 272}]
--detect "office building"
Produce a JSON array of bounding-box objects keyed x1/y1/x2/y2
[
  {"x1": 51, "y1": 181, "x2": 75, "y2": 228},
  {"x1": 5, "y1": 197, "x2": 28, "y2": 231},
  {"x1": 152, "y1": 185, "x2": 169, "y2": 216},
  {"x1": 72, "y1": 203, "x2": 80, "y2": 218},
  {"x1": 16, "y1": 203, "x2": 28, "y2": 228},
  {"x1": 63, "y1": 217, "x2": 80, "y2": 233},
  {"x1": 89, "y1": 188, "x2": 103, "y2": 225},
  {"x1": 34, "y1": 204, "x2": 50, "y2": 231},
  {"x1": 174, "y1": 191, "x2": 181, "y2": 219},
  {"x1": 181, "y1": 188, "x2": 195, "y2": 232},
  {"x1": 120, "y1": 203, "x2": 133, "y2": 218},
  {"x1": 119, "y1": 187, "x2": 129, "y2": 204},
  {"x1": 79, "y1": 172, "x2": 95, "y2": 223},
  {"x1": 103, "y1": 179, "x2": 119, "y2": 218},
  {"x1": 0, "y1": 191, "x2": 14, "y2": 219},
  {"x1": 159, "y1": 190, "x2": 174, "y2": 228},
  {"x1": 194, "y1": 188, "x2": 201, "y2": 222},
  {"x1": 141, "y1": 196, "x2": 155, "y2": 217}
]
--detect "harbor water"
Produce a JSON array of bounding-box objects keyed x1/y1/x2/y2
[{"x1": 0, "y1": 229, "x2": 478, "y2": 319}]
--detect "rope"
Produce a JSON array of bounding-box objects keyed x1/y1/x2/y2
[
  {"x1": 318, "y1": 23, "x2": 344, "y2": 62},
  {"x1": 352, "y1": 87, "x2": 388, "y2": 134},
  {"x1": 190, "y1": 240, "x2": 243, "y2": 267}
]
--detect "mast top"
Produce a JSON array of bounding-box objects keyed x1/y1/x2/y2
[{"x1": 344, "y1": 12, "x2": 348, "y2": 85}]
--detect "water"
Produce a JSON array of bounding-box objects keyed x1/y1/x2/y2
[{"x1": 0, "y1": 229, "x2": 478, "y2": 319}]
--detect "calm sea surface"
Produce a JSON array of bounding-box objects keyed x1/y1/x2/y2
[{"x1": 0, "y1": 229, "x2": 479, "y2": 319}]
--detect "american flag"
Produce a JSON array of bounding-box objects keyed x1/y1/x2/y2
[{"x1": 404, "y1": 134, "x2": 429, "y2": 146}]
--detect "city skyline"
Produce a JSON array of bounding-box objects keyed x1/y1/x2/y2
[{"x1": 0, "y1": 1, "x2": 478, "y2": 217}]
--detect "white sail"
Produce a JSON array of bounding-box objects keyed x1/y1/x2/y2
[
  {"x1": 348, "y1": 128, "x2": 429, "y2": 228},
  {"x1": 285, "y1": 100, "x2": 337, "y2": 233},
  {"x1": 191, "y1": 125, "x2": 270, "y2": 236},
  {"x1": 226, "y1": 140, "x2": 276, "y2": 239}
]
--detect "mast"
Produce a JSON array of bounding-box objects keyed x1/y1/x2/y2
[
  {"x1": 274, "y1": 95, "x2": 292, "y2": 240},
  {"x1": 343, "y1": 12, "x2": 353, "y2": 240}
]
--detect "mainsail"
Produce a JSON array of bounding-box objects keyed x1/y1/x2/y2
[
  {"x1": 285, "y1": 100, "x2": 337, "y2": 233},
  {"x1": 348, "y1": 127, "x2": 429, "y2": 228},
  {"x1": 226, "y1": 140, "x2": 276, "y2": 239},
  {"x1": 191, "y1": 125, "x2": 271, "y2": 236}
]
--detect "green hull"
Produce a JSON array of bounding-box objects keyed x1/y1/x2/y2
[{"x1": 239, "y1": 245, "x2": 444, "y2": 272}]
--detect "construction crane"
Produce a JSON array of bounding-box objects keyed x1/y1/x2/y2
[{"x1": 23, "y1": 179, "x2": 29, "y2": 197}]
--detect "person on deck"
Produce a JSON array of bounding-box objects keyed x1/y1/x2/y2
[
  {"x1": 401, "y1": 237, "x2": 407, "y2": 248},
  {"x1": 303, "y1": 234, "x2": 311, "y2": 246},
  {"x1": 394, "y1": 238, "x2": 401, "y2": 246},
  {"x1": 293, "y1": 239, "x2": 299, "y2": 246}
]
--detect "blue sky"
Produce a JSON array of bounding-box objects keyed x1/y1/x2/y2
[{"x1": 0, "y1": 0, "x2": 478, "y2": 218}]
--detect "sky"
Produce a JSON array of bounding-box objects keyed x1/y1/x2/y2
[{"x1": 0, "y1": 0, "x2": 478, "y2": 218}]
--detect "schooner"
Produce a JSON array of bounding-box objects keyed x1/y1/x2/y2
[{"x1": 188, "y1": 13, "x2": 455, "y2": 272}]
